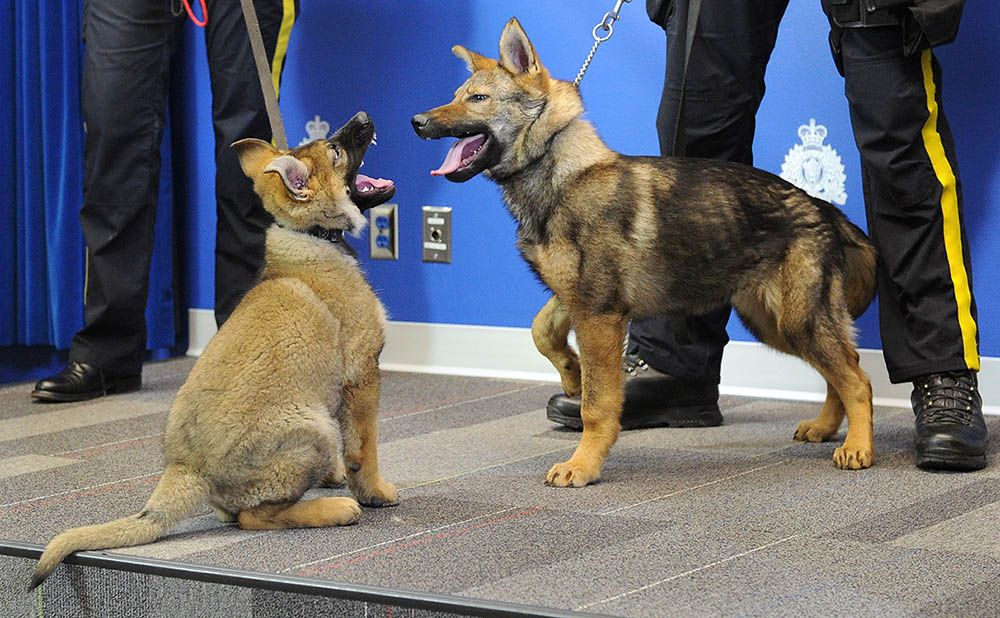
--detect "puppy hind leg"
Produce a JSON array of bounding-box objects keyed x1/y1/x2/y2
[
  {"x1": 754, "y1": 252, "x2": 873, "y2": 468},
  {"x1": 233, "y1": 451, "x2": 363, "y2": 530},
  {"x1": 828, "y1": 351, "x2": 874, "y2": 470},
  {"x1": 238, "y1": 497, "x2": 362, "y2": 530},
  {"x1": 783, "y1": 308, "x2": 873, "y2": 469},
  {"x1": 317, "y1": 430, "x2": 347, "y2": 488},
  {"x1": 734, "y1": 289, "x2": 843, "y2": 442},
  {"x1": 212, "y1": 506, "x2": 238, "y2": 524},
  {"x1": 223, "y1": 421, "x2": 340, "y2": 514},
  {"x1": 318, "y1": 455, "x2": 348, "y2": 488},
  {"x1": 532, "y1": 296, "x2": 581, "y2": 397}
]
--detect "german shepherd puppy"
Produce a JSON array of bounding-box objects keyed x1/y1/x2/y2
[
  {"x1": 413, "y1": 19, "x2": 878, "y2": 487},
  {"x1": 31, "y1": 112, "x2": 399, "y2": 589}
]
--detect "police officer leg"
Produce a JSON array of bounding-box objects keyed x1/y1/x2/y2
[
  {"x1": 204, "y1": 0, "x2": 298, "y2": 326},
  {"x1": 547, "y1": 0, "x2": 790, "y2": 429},
  {"x1": 34, "y1": 0, "x2": 179, "y2": 402},
  {"x1": 838, "y1": 25, "x2": 986, "y2": 470}
]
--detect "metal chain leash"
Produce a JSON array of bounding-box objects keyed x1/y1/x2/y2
[{"x1": 574, "y1": 0, "x2": 632, "y2": 87}]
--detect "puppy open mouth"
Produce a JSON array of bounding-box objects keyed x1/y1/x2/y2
[
  {"x1": 354, "y1": 173, "x2": 395, "y2": 197},
  {"x1": 338, "y1": 119, "x2": 396, "y2": 210},
  {"x1": 431, "y1": 134, "x2": 490, "y2": 177},
  {"x1": 350, "y1": 167, "x2": 395, "y2": 211}
]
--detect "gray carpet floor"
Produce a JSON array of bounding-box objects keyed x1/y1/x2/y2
[{"x1": 2, "y1": 357, "x2": 999, "y2": 617}]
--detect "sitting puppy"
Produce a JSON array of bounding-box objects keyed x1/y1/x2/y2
[{"x1": 31, "y1": 112, "x2": 398, "y2": 589}]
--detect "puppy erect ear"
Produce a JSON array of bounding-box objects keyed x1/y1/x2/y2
[
  {"x1": 499, "y1": 17, "x2": 541, "y2": 75},
  {"x1": 263, "y1": 155, "x2": 312, "y2": 202},
  {"x1": 232, "y1": 138, "x2": 278, "y2": 177},
  {"x1": 232, "y1": 138, "x2": 312, "y2": 201},
  {"x1": 452, "y1": 45, "x2": 497, "y2": 73}
]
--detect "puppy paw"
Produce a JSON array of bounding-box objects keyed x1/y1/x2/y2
[
  {"x1": 545, "y1": 460, "x2": 598, "y2": 488},
  {"x1": 560, "y1": 365, "x2": 582, "y2": 398},
  {"x1": 318, "y1": 459, "x2": 348, "y2": 488},
  {"x1": 355, "y1": 479, "x2": 399, "y2": 507},
  {"x1": 212, "y1": 506, "x2": 238, "y2": 523},
  {"x1": 326, "y1": 497, "x2": 363, "y2": 525},
  {"x1": 833, "y1": 444, "x2": 874, "y2": 470},
  {"x1": 561, "y1": 380, "x2": 582, "y2": 399},
  {"x1": 794, "y1": 420, "x2": 839, "y2": 443}
]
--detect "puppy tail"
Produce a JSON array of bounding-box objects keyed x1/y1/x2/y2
[
  {"x1": 836, "y1": 216, "x2": 878, "y2": 319},
  {"x1": 29, "y1": 464, "x2": 207, "y2": 591}
]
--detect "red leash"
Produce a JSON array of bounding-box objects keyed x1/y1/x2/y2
[{"x1": 182, "y1": 0, "x2": 208, "y2": 27}]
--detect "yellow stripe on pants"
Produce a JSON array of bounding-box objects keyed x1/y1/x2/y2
[
  {"x1": 270, "y1": 0, "x2": 296, "y2": 98},
  {"x1": 919, "y1": 49, "x2": 979, "y2": 371},
  {"x1": 83, "y1": 252, "x2": 90, "y2": 303}
]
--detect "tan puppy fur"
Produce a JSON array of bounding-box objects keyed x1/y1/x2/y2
[{"x1": 31, "y1": 113, "x2": 397, "y2": 589}]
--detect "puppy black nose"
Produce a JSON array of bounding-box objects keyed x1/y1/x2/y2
[
  {"x1": 353, "y1": 111, "x2": 371, "y2": 127},
  {"x1": 411, "y1": 114, "x2": 430, "y2": 133}
]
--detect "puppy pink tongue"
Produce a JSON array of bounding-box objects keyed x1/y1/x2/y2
[
  {"x1": 431, "y1": 134, "x2": 486, "y2": 176},
  {"x1": 355, "y1": 174, "x2": 394, "y2": 191}
]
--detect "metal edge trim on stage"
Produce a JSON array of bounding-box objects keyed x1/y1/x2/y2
[{"x1": 1, "y1": 540, "x2": 608, "y2": 618}]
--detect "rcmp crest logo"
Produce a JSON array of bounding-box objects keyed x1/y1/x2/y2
[
  {"x1": 780, "y1": 119, "x2": 847, "y2": 206},
  {"x1": 299, "y1": 115, "x2": 330, "y2": 145}
]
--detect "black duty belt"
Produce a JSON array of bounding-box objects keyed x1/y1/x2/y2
[{"x1": 824, "y1": 0, "x2": 903, "y2": 28}]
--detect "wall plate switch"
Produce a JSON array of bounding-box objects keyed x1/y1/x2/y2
[
  {"x1": 369, "y1": 203, "x2": 398, "y2": 260},
  {"x1": 422, "y1": 206, "x2": 452, "y2": 263}
]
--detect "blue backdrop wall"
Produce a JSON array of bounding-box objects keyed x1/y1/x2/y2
[{"x1": 174, "y1": 0, "x2": 1000, "y2": 355}]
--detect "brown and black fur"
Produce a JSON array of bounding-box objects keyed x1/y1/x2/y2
[
  {"x1": 413, "y1": 19, "x2": 878, "y2": 487},
  {"x1": 30, "y1": 113, "x2": 399, "y2": 589}
]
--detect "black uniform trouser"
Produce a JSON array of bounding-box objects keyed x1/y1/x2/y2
[
  {"x1": 839, "y1": 27, "x2": 978, "y2": 381},
  {"x1": 631, "y1": 2, "x2": 979, "y2": 385},
  {"x1": 70, "y1": 0, "x2": 297, "y2": 376}
]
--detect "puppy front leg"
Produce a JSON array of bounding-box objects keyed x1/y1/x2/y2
[
  {"x1": 532, "y1": 296, "x2": 581, "y2": 397},
  {"x1": 340, "y1": 370, "x2": 398, "y2": 506},
  {"x1": 546, "y1": 313, "x2": 626, "y2": 487}
]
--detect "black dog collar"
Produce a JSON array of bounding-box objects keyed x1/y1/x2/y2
[
  {"x1": 304, "y1": 225, "x2": 346, "y2": 244},
  {"x1": 275, "y1": 223, "x2": 356, "y2": 258}
]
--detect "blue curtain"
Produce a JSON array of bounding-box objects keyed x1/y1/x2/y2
[{"x1": 2, "y1": 1, "x2": 176, "y2": 355}]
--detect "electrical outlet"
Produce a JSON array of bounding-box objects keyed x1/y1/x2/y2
[
  {"x1": 422, "y1": 206, "x2": 452, "y2": 263},
  {"x1": 369, "y1": 203, "x2": 398, "y2": 260}
]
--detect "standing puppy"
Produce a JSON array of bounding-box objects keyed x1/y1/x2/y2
[
  {"x1": 31, "y1": 112, "x2": 398, "y2": 589},
  {"x1": 413, "y1": 19, "x2": 878, "y2": 487}
]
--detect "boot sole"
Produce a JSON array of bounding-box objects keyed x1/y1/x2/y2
[
  {"x1": 917, "y1": 450, "x2": 987, "y2": 472},
  {"x1": 547, "y1": 402, "x2": 723, "y2": 431},
  {"x1": 31, "y1": 376, "x2": 142, "y2": 403}
]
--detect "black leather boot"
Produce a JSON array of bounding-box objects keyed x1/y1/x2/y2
[
  {"x1": 912, "y1": 371, "x2": 988, "y2": 471},
  {"x1": 31, "y1": 362, "x2": 141, "y2": 403},
  {"x1": 546, "y1": 354, "x2": 722, "y2": 430}
]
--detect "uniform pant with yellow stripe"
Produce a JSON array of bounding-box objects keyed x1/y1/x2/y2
[
  {"x1": 839, "y1": 26, "x2": 979, "y2": 383},
  {"x1": 71, "y1": 0, "x2": 298, "y2": 376}
]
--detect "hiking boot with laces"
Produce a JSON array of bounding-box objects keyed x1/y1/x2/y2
[
  {"x1": 546, "y1": 354, "x2": 722, "y2": 430},
  {"x1": 912, "y1": 370, "x2": 988, "y2": 471}
]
